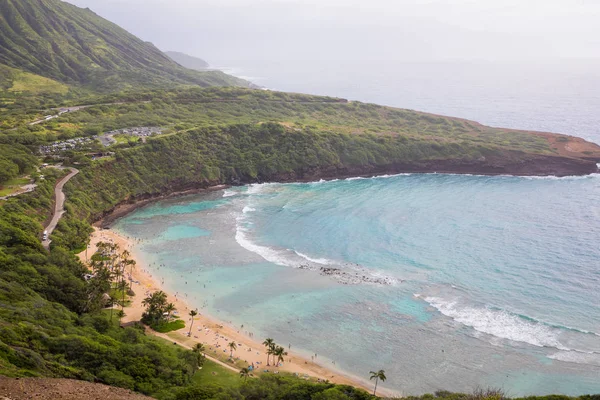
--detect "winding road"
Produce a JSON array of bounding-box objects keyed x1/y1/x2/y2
[{"x1": 42, "y1": 167, "x2": 79, "y2": 249}]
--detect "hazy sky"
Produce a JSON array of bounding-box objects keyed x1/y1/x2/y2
[{"x1": 66, "y1": 0, "x2": 600, "y2": 65}]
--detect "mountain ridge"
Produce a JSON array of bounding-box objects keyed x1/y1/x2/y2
[
  {"x1": 0, "y1": 0, "x2": 250, "y2": 91},
  {"x1": 165, "y1": 51, "x2": 210, "y2": 70}
]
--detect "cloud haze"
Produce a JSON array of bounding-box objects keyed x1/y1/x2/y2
[{"x1": 67, "y1": 0, "x2": 600, "y2": 64}]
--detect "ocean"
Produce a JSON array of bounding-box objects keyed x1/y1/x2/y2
[{"x1": 113, "y1": 60, "x2": 600, "y2": 395}]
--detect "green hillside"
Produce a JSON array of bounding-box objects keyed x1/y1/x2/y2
[
  {"x1": 0, "y1": 0, "x2": 250, "y2": 91},
  {"x1": 0, "y1": 65, "x2": 68, "y2": 94}
]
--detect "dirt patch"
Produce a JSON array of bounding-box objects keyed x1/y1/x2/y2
[
  {"x1": 530, "y1": 131, "x2": 600, "y2": 159},
  {"x1": 0, "y1": 378, "x2": 152, "y2": 400}
]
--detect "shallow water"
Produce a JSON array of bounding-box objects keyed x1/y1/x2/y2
[{"x1": 114, "y1": 172, "x2": 600, "y2": 395}]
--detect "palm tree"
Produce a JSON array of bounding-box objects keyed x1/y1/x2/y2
[
  {"x1": 274, "y1": 346, "x2": 288, "y2": 366},
  {"x1": 165, "y1": 303, "x2": 176, "y2": 321},
  {"x1": 262, "y1": 338, "x2": 275, "y2": 365},
  {"x1": 239, "y1": 367, "x2": 250, "y2": 381},
  {"x1": 192, "y1": 343, "x2": 205, "y2": 368},
  {"x1": 192, "y1": 343, "x2": 205, "y2": 354},
  {"x1": 267, "y1": 344, "x2": 276, "y2": 366},
  {"x1": 228, "y1": 341, "x2": 237, "y2": 358},
  {"x1": 369, "y1": 369, "x2": 387, "y2": 396},
  {"x1": 142, "y1": 291, "x2": 168, "y2": 326},
  {"x1": 188, "y1": 309, "x2": 198, "y2": 336},
  {"x1": 125, "y1": 258, "x2": 136, "y2": 291}
]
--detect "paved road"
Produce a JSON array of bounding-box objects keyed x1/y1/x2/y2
[
  {"x1": 29, "y1": 106, "x2": 88, "y2": 125},
  {"x1": 28, "y1": 101, "x2": 151, "y2": 126},
  {"x1": 42, "y1": 167, "x2": 79, "y2": 249}
]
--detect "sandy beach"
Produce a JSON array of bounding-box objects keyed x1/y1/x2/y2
[{"x1": 77, "y1": 227, "x2": 391, "y2": 396}]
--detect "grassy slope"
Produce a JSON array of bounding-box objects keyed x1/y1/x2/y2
[
  {"x1": 36, "y1": 87, "x2": 600, "y2": 158},
  {"x1": 0, "y1": 0, "x2": 249, "y2": 91},
  {"x1": 0, "y1": 65, "x2": 68, "y2": 94}
]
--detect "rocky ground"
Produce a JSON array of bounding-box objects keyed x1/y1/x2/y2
[{"x1": 0, "y1": 378, "x2": 152, "y2": 400}]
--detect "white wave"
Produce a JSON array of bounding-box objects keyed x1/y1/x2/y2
[
  {"x1": 548, "y1": 350, "x2": 600, "y2": 366},
  {"x1": 345, "y1": 176, "x2": 366, "y2": 181},
  {"x1": 424, "y1": 296, "x2": 567, "y2": 349},
  {"x1": 371, "y1": 173, "x2": 413, "y2": 179},
  {"x1": 235, "y1": 224, "x2": 296, "y2": 267},
  {"x1": 246, "y1": 183, "x2": 277, "y2": 195},
  {"x1": 222, "y1": 189, "x2": 237, "y2": 197},
  {"x1": 521, "y1": 173, "x2": 600, "y2": 181},
  {"x1": 294, "y1": 251, "x2": 334, "y2": 265},
  {"x1": 234, "y1": 199, "x2": 399, "y2": 285},
  {"x1": 235, "y1": 209, "x2": 397, "y2": 285},
  {"x1": 309, "y1": 178, "x2": 340, "y2": 184}
]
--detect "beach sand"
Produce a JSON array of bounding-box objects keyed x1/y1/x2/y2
[{"x1": 77, "y1": 227, "x2": 392, "y2": 396}]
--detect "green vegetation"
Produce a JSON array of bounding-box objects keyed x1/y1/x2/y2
[
  {"x1": 154, "y1": 319, "x2": 186, "y2": 334},
  {"x1": 0, "y1": 0, "x2": 250, "y2": 92},
  {"x1": 193, "y1": 359, "x2": 240, "y2": 388},
  {"x1": 0, "y1": 66, "x2": 69, "y2": 95},
  {"x1": 0, "y1": 173, "x2": 196, "y2": 397},
  {"x1": 30, "y1": 87, "x2": 553, "y2": 155},
  {"x1": 0, "y1": 143, "x2": 37, "y2": 185},
  {"x1": 140, "y1": 290, "x2": 186, "y2": 333},
  {"x1": 0, "y1": 176, "x2": 30, "y2": 197},
  {"x1": 174, "y1": 374, "x2": 376, "y2": 400}
]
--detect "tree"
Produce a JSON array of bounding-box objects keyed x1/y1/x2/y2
[
  {"x1": 274, "y1": 346, "x2": 288, "y2": 366},
  {"x1": 165, "y1": 303, "x2": 176, "y2": 320},
  {"x1": 239, "y1": 367, "x2": 250, "y2": 381},
  {"x1": 192, "y1": 343, "x2": 205, "y2": 354},
  {"x1": 188, "y1": 309, "x2": 198, "y2": 336},
  {"x1": 142, "y1": 290, "x2": 168, "y2": 326},
  {"x1": 191, "y1": 343, "x2": 205, "y2": 368},
  {"x1": 262, "y1": 338, "x2": 274, "y2": 365},
  {"x1": 228, "y1": 341, "x2": 237, "y2": 358},
  {"x1": 369, "y1": 369, "x2": 386, "y2": 396},
  {"x1": 83, "y1": 265, "x2": 111, "y2": 313}
]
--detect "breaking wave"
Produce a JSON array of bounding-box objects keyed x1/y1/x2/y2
[
  {"x1": 424, "y1": 296, "x2": 600, "y2": 353},
  {"x1": 294, "y1": 251, "x2": 334, "y2": 265},
  {"x1": 234, "y1": 206, "x2": 397, "y2": 285},
  {"x1": 222, "y1": 189, "x2": 238, "y2": 197}
]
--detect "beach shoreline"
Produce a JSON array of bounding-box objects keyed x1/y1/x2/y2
[{"x1": 77, "y1": 226, "x2": 392, "y2": 397}]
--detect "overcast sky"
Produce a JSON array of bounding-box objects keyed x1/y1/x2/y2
[{"x1": 66, "y1": 0, "x2": 600, "y2": 64}]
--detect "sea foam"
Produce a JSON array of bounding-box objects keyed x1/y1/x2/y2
[
  {"x1": 294, "y1": 251, "x2": 334, "y2": 265},
  {"x1": 548, "y1": 350, "x2": 600, "y2": 366},
  {"x1": 234, "y1": 205, "x2": 398, "y2": 285},
  {"x1": 424, "y1": 296, "x2": 567, "y2": 350}
]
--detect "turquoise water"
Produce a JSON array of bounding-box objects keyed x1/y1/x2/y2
[{"x1": 114, "y1": 172, "x2": 600, "y2": 395}]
